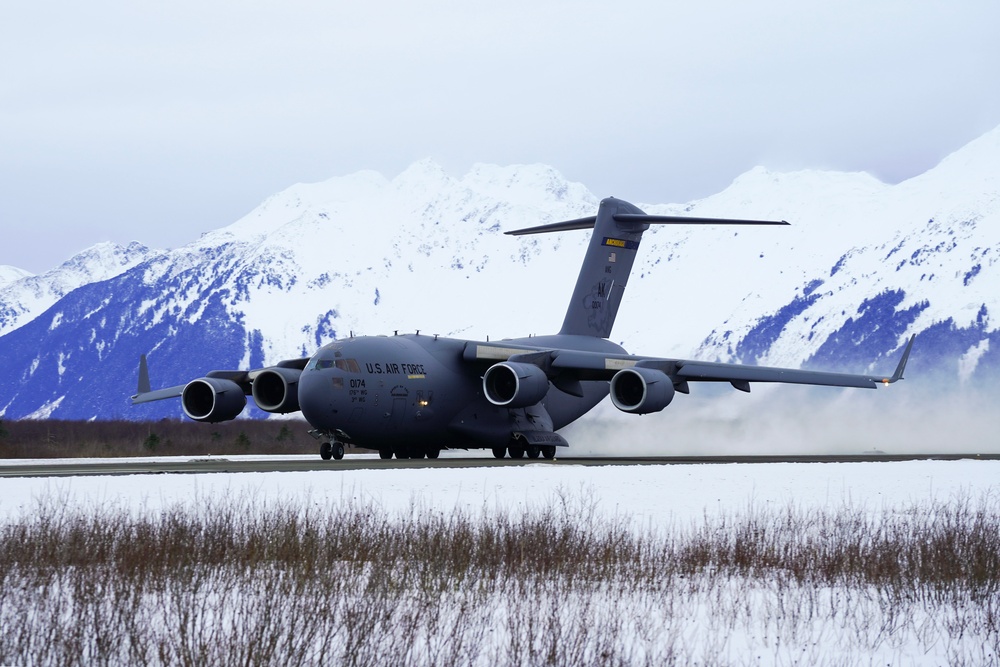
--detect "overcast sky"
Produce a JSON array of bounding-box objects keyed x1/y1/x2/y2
[{"x1": 3, "y1": 1, "x2": 999, "y2": 274}]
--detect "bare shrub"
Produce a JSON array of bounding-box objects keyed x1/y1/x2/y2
[
  {"x1": 0, "y1": 492, "x2": 997, "y2": 665},
  {"x1": 0, "y1": 419, "x2": 337, "y2": 458}
]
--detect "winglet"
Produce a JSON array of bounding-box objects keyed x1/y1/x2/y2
[
  {"x1": 137, "y1": 354, "x2": 151, "y2": 395},
  {"x1": 884, "y1": 334, "x2": 915, "y2": 385}
]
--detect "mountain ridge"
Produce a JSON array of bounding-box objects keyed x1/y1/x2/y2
[
  {"x1": 0, "y1": 241, "x2": 157, "y2": 340},
  {"x1": 1, "y1": 127, "x2": 998, "y2": 420}
]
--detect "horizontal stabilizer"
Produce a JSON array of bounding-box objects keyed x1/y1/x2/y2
[
  {"x1": 506, "y1": 213, "x2": 788, "y2": 235},
  {"x1": 505, "y1": 216, "x2": 597, "y2": 236},
  {"x1": 613, "y1": 214, "x2": 789, "y2": 226}
]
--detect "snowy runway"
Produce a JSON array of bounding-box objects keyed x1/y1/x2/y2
[{"x1": 2, "y1": 456, "x2": 996, "y2": 524}]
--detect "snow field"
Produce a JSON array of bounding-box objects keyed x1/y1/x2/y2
[{"x1": 1, "y1": 459, "x2": 998, "y2": 665}]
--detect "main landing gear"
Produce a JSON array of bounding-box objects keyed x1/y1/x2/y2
[
  {"x1": 492, "y1": 442, "x2": 556, "y2": 460},
  {"x1": 382, "y1": 444, "x2": 442, "y2": 460}
]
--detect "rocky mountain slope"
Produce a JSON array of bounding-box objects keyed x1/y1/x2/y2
[{"x1": 1, "y1": 127, "x2": 997, "y2": 421}]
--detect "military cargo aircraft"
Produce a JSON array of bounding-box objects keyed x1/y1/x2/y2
[{"x1": 132, "y1": 197, "x2": 914, "y2": 460}]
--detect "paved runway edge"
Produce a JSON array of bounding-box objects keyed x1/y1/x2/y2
[{"x1": 2, "y1": 454, "x2": 999, "y2": 478}]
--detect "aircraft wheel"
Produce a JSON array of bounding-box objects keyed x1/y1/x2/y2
[
  {"x1": 508, "y1": 446, "x2": 525, "y2": 459},
  {"x1": 426, "y1": 448, "x2": 441, "y2": 459},
  {"x1": 332, "y1": 442, "x2": 345, "y2": 460},
  {"x1": 491, "y1": 446, "x2": 506, "y2": 459},
  {"x1": 541, "y1": 446, "x2": 556, "y2": 460},
  {"x1": 393, "y1": 446, "x2": 409, "y2": 459},
  {"x1": 379, "y1": 449, "x2": 393, "y2": 460},
  {"x1": 526, "y1": 445, "x2": 541, "y2": 459},
  {"x1": 319, "y1": 442, "x2": 333, "y2": 460}
]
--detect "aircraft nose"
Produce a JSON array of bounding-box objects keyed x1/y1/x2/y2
[{"x1": 297, "y1": 369, "x2": 337, "y2": 429}]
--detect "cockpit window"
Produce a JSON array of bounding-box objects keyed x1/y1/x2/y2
[
  {"x1": 313, "y1": 357, "x2": 362, "y2": 372},
  {"x1": 335, "y1": 359, "x2": 361, "y2": 373},
  {"x1": 312, "y1": 356, "x2": 361, "y2": 372}
]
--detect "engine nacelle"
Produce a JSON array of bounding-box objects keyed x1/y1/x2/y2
[
  {"x1": 483, "y1": 362, "x2": 550, "y2": 408},
  {"x1": 251, "y1": 367, "x2": 302, "y2": 413},
  {"x1": 610, "y1": 367, "x2": 675, "y2": 414},
  {"x1": 182, "y1": 377, "x2": 247, "y2": 423}
]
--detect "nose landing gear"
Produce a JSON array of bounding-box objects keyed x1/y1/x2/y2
[
  {"x1": 319, "y1": 440, "x2": 345, "y2": 460},
  {"x1": 310, "y1": 429, "x2": 347, "y2": 461}
]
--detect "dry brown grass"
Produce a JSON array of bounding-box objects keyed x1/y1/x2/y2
[
  {"x1": 1, "y1": 492, "x2": 998, "y2": 665},
  {"x1": 0, "y1": 418, "x2": 321, "y2": 458}
]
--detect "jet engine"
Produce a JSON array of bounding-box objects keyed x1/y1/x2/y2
[
  {"x1": 483, "y1": 362, "x2": 550, "y2": 408},
  {"x1": 251, "y1": 367, "x2": 301, "y2": 413},
  {"x1": 182, "y1": 377, "x2": 247, "y2": 423},
  {"x1": 610, "y1": 367, "x2": 675, "y2": 414}
]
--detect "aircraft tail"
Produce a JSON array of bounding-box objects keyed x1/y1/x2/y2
[{"x1": 507, "y1": 197, "x2": 788, "y2": 338}]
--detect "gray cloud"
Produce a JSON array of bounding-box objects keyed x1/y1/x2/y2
[{"x1": 2, "y1": 0, "x2": 999, "y2": 273}]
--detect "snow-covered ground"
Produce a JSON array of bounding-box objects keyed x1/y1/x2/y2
[
  {"x1": 2, "y1": 455, "x2": 996, "y2": 526},
  {"x1": 2, "y1": 457, "x2": 997, "y2": 666}
]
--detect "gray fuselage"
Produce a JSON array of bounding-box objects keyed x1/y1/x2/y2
[{"x1": 298, "y1": 333, "x2": 624, "y2": 450}]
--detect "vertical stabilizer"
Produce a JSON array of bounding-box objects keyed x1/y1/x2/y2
[
  {"x1": 505, "y1": 197, "x2": 789, "y2": 339},
  {"x1": 558, "y1": 197, "x2": 648, "y2": 337}
]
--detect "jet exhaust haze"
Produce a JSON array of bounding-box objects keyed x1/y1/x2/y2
[{"x1": 563, "y1": 382, "x2": 998, "y2": 457}]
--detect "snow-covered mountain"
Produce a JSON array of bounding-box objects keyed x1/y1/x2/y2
[
  {"x1": 686, "y1": 126, "x2": 999, "y2": 385},
  {"x1": 0, "y1": 265, "x2": 33, "y2": 289},
  {"x1": 0, "y1": 241, "x2": 156, "y2": 339},
  {"x1": 1, "y1": 128, "x2": 998, "y2": 421}
]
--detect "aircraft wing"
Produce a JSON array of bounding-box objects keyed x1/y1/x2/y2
[
  {"x1": 131, "y1": 384, "x2": 186, "y2": 404},
  {"x1": 466, "y1": 335, "x2": 915, "y2": 393},
  {"x1": 130, "y1": 354, "x2": 310, "y2": 405}
]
